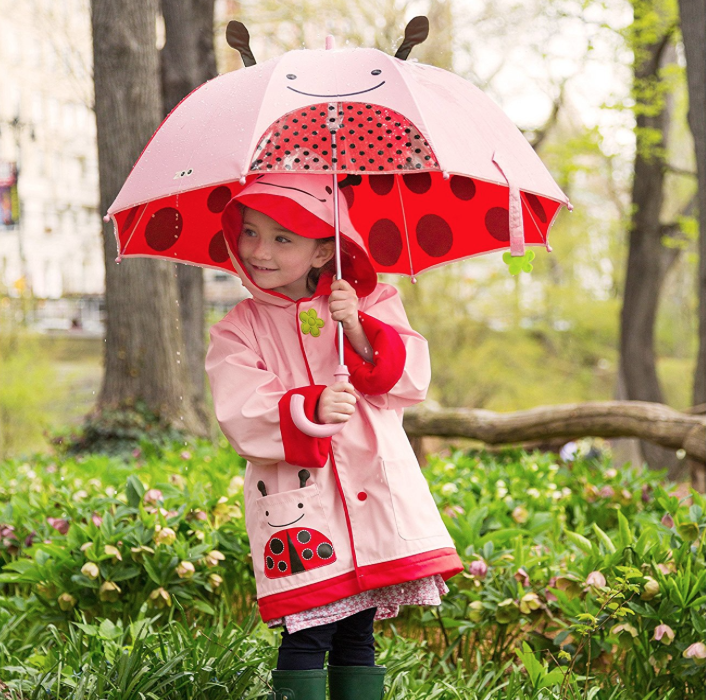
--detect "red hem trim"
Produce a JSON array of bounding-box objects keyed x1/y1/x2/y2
[{"x1": 257, "y1": 547, "x2": 463, "y2": 621}]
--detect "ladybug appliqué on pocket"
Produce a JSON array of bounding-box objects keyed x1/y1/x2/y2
[{"x1": 258, "y1": 470, "x2": 336, "y2": 580}]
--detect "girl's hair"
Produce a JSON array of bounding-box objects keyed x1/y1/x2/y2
[{"x1": 307, "y1": 236, "x2": 337, "y2": 293}]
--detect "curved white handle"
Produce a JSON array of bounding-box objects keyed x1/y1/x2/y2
[{"x1": 290, "y1": 365, "x2": 351, "y2": 438}]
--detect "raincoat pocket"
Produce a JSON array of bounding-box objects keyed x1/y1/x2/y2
[
  {"x1": 383, "y1": 458, "x2": 448, "y2": 541},
  {"x1": 254, "y1": 484, "x2": 337, "y2": 580}
]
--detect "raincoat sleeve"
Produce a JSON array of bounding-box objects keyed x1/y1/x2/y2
[
  {"x1": 206, "y1": 317, "x2": 331, "y2": 469},
  {"x1": 343, "y1": 283, "x2": 431, "y2": 410}
]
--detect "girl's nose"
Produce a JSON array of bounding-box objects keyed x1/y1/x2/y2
[{"x1": 253, "y1": 240, "x2": 272, "y2": 258}]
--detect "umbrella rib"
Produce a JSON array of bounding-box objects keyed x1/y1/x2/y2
[
  {"x1": 520, "y1": 193, "x2": 550, "y2": 252},
  {"x1": 121, "y1": 205, "x2": 149, "y2": 256},
  {"x1": 395, "y1": 176, "x2": 415, "y2": 280}
]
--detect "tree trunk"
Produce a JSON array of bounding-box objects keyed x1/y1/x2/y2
[
  {"x1": 403, "y1": 401, "x2": 706, "y2": 467},
  {"x1": 619, "y1": 2, "x2": 681, "y2": 475},
  {"x1": 91, "y1": 0, "x2": 206, "y2": 445},
  {"x1": 677, "y1": 0, "x2": 706, "y2": 490},
  {"x1": 160, "y1": 0, "x2": 218, "y2": 428}
]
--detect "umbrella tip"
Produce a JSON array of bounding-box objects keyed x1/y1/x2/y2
[
  {"x1": 239, "y1": 176, "x2": 247, "y2": 185},
  {"x1": 115, "y1": 255, "x2": 123, "y2": 264},
  {"x1": 103, "y1": 214, "x2": 110, "y2": 223},
  {"x1": 411, "y1": 275, "x2": 417, "y2": 284},
  {"x1": 326, "y1": 35, "x2": 335, "y2": 50}
]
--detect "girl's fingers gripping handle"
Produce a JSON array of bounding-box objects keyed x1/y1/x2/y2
[{"x1": 289, "y1": 365, "x2": 350, "y2": 438}]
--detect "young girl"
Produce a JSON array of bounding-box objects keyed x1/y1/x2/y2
[{"x1": 205, "y1": 173, "x2": 462, "y2": 700}]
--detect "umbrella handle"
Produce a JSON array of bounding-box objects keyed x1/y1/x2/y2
[{"x1": 290, "y1": 365, "x2": 350, "y2": 437}]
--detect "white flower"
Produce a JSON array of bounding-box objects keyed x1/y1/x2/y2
[{"x1": 441, "y1": 483, "x2": 458, "y2": 496}]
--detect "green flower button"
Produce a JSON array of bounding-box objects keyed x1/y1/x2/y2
[
  {"x1": 300, "y1": 309, "x2": 325, "y2": 337},
  {"x1": 503, "y1": 249, "x2": 535, "y2": 275}
]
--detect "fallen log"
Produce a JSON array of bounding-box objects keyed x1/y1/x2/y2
[{"x1": 403, "y1": 401, "x2": 706, "y2": 464}]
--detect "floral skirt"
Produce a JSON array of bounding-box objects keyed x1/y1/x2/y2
[{"x1": 267, "y1": 574, "x2": 448, "y2": 634}]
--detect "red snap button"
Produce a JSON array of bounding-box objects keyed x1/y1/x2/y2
[{"x1": 357, "y1": 491, "x2": 367, "y2": 501}]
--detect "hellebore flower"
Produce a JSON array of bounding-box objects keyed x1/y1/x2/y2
[
  {"x1": 585, "y1": 571, "x2": 607, "y2": 590},
  {"x1": 81, "y1": 562, "x2": 100, "y2": 580},
  {"x1": 661, "y1": 513, "x2": 674, "y2": 528},
  {"x1": 91, "y1": 512, "x2": 103, "y2": 527},
  {"x1": 205, "y1": 550, "x2": 226, "y2": 567},
  {"x1": 149, "y1": 586, "x2": 172, "y2": 608},
  {"x1": 468, "y1": 559, "x2": 488, "y2": 579},
  {"x1": 683, "y1": 642, "x2": 706, "y2": 664},
  {"x1": 176, "y1": 561, "x2": 195, "y2": 579},
  {"x1": 169, "y1": 474, "x2": 187, "y2": 489},
  {"x1": 653, "y1": 624, "x2": 675, "y2": 646},
  {"x1": 47, "y1": 517, "x2": 70, "y2": 535},
  {"x1": 208, "y1": 573, "x2": 223, "y2": 589},
  {"x1": 99, "y1": 581, "x2": 121, "y2": 602},
  {"x1": 514, "y1": 568, "x2": 530, "y2": 587},
  {"x1": 468, "y1": 601, "x2": 484, "y2": 622},
  {"x1": 519, "y1": 592, "x2": 542, "y2": 614},
  {"x1": 143, "y1": 489, "x2": 163, "y2": 505},
  {"x1": 104, "y1": 544, "x2": 122, "y2": 561},
  {"x1": 554, "y1": 575, "x2": 582, "y2": 600},
  {"x1": 58, "y1": 593, "x2": 77, "y2": 611},
  {"x1": 154, "y1": 527, "x2": 177, "y2": 546},
  {"x1": 511, "y1": 506, "x2": 529, "y2": 524},
  {"x1": 495, "y1": 599, "x2": 520, "y2": 624},
  {"x1": 640, "y1": 576, "x2": 660, "y2": 600}
]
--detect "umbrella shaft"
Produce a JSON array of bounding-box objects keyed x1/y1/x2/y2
[{"x1": 330, "y1": 123, "x2": 345, "y2": 366}]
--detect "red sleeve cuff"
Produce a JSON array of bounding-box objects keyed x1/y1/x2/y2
[
  {"x1": 278, "y1": 386, "x2": 332, "y2": 468},
  {"x1": 342, "y1": 312, "x2": 406, "y2": 395}
]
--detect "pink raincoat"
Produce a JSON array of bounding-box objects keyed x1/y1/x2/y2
[{"x1": 205, "y1": 174, "x2": 462, "y2": 622}]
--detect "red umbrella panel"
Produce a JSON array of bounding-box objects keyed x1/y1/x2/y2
[{"x1": 114, "y1": 101, "x2": 561, "y2": 279}]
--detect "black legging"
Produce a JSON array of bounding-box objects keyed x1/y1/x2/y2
[{"x1": 276, "y1": 607, "x2": 377, "y2": 670}]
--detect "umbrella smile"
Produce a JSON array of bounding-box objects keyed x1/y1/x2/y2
[
  {"x1": 268, "y1": 513, "x2": 304, "y2": 528},
  {"x1": 286, "y1": 81, "x2": 386, "y2": 98}
]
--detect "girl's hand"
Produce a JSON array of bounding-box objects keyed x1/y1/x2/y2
[
  {"x1": 328, "y1": 279, "x2": 360, "y2": 332},
  {"x1": 317, "y1": 382, "x2": 357, "y2": 423}
]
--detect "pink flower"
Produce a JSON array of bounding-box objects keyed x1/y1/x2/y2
[
  {"x1": 47, "y1": 517, "x2": 70, "y2": 535},
  {"x1": 514, "y1": 568, "x2": 530, "y2": 587},
  {"x1": 180, "y1": 451, "x2": 192, "y2": 460},
  {"x1": 91, "y1": 512, "x2": 103, "y2": 527},
  {"x1": 661, "y1": 513, "x2": 674, "y2": 528},
  {"x1": 132, "y1": 448, "x2": 142, "y2": 458},
  {"x1": 682, "y1": 642, "x2": 706, "y2": 663},
  {"x1": 143, "y1": 489, "x2": 163, "y2": 505},
  {"x1": 468, "y1": 559, "x2": 488, "y2": 579},
  {"x1": 653, "y1": 624, "x2": 674, "y2": 645},
  {"x1": 586, "y1": 571, "x2": 607, "y2": 589},
  {"x1": 598, "y1": 486, "x2": 614, "y2": 499}
]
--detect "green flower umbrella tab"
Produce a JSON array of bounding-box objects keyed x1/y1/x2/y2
[
  {"x1": 300, "y1": 309, "x2": 325, "y2": 337},
  {"x1": 503, "y1": 249, "x2": 535, "y2": 275}
]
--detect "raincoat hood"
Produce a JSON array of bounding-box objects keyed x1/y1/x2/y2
[{"x1": 222, "y1": 173, "x2": 378, "y2": 306}]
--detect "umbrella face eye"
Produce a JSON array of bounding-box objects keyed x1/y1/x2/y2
[
  {"x1": 286, "y1": 74, "x2": 297, "y2": 80},
  {"x1": 371, "y1": 69, "x2": 382, "y2": 75}
]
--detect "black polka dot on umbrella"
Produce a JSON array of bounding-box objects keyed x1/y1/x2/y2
[
  {"x1": 485, "y1": 207, "x2": 510, "y2": 241},
  {"x1": 317, "y1": 543, "x2": 334, "y2": 559},
  {"x1": 403, "y1": 172, "x2": 431, "y2": 194},
  {"x1": 145, "y1": 208, "x2": 183, "y2": 251},
  {"x1": 450, "y1": 176, "x2": 476, "y2": 201},
  {"x1": 270, "y1": 538, "x2": 284, "y2": 555},
  {"x1": 524, "y1": 192, "x2": 547, "y2": 223},
  {"x1": 370, "y1": 174, "x2": 394, "y2": 196},
  {"x1": 249, "y1": 102, "x2": 439, "y2": 173},
  {"x1": 208, "y1": 230, "x2": 229, "y2": 263},
  {"x1": 416, "y1": 214, "x2": 453, "y2": 257},
  {"x1": 207, "y1": 186, "x2": 232, "y2": 213},
  {"x1": 368, "y1": 219, "x2": 403, "y2": 267},
  {"x1": 297, "y1": 530, "x2": 311, "y2": 544}
]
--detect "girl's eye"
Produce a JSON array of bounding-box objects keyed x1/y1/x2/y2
[
  {"x1": 242, "y1": 228, "x2": 256, "y2": 237},
  {"x1": 276, "y1": 236, "x2": 291, "y2": 243}
]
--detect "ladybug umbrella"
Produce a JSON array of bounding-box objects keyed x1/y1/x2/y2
[{"x1": 106, "y1": 17, "x2": 572, "y2": 437}]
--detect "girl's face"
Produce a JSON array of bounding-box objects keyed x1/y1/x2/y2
[{"x1": 238, "y1": 208, "x2": 334, "y2": 300}]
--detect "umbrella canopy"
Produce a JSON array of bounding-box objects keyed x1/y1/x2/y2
[{"x1": 107, "y1": 35, "x2": 571, "y2": 279}]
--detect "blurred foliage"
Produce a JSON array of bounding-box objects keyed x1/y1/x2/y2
[{"x1": 0, "y1": 441, "x2": 704, "y2": 697}]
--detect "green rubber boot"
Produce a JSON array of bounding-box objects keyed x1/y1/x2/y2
[
  {"x1": 328, "y1": 665, "x2": 387, "y2": 700},
  {"x1": 267, "y1": 669, "x2": 327, "y2": 700}
]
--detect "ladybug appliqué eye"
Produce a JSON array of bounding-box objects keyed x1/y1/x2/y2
[{"x1": 371, "y1": 69, "x2": 382, "y2": 75}]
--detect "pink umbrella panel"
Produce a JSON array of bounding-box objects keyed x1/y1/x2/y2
[{"x1": 112, "y1": 101, "x2": 563, "y2": 279}]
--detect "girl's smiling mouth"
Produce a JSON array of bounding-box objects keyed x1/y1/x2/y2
[{"x1": 267, "y1": 513, "x2": 305, "y2": 528}]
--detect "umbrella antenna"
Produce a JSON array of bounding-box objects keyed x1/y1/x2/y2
[
  {"x1": 394, "y1": 16, "x2": 429, "y2": 60},
  {"x1": 226, "y1": 21, "x2": 257, "y2": 67}
]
